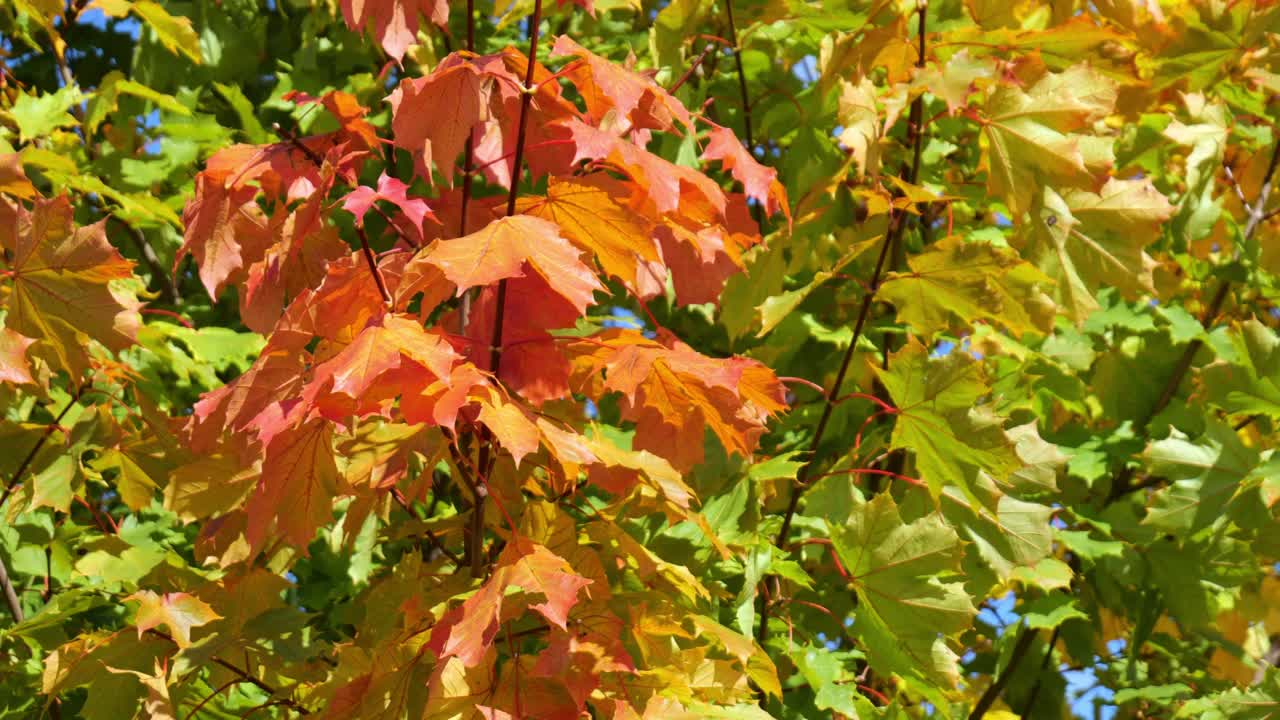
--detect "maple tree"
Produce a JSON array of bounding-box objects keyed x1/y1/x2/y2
[{"x1": 2, "y1": 0, "x2": 1280, "y2": 717}]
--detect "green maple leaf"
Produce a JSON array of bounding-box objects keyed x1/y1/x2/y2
[
  {"x1": 874, "y1": 339, "x2": 1022, "y2": 500},
  {"x1": 980, "y1": 65, "x2": 1115, "y2": 216},
  {"x1": 879, "y1": 235, "x2": 1056, "y2": 338},
  {"x1": 5, "y1": 85, "x2": 83, "y2": 142},
  {"x1": 1020, "y1": 178, "x2": 1173, "y2": 322},
  {"x1": 935, "y1": 477, "x2": 1069, "y2": 596},
  {"x1": 1176, "y1": 667, "x2": 1280, "y2": 719},
  {"x1": 830, "y1": 493, "x2": 975, "y2": 686},
  {"x1": 1201, "y1": 319, "x2": 1280, "y2": 421},
  {"x1": 1143, "y1": 421, "x2": 1262, "y2": 534}
]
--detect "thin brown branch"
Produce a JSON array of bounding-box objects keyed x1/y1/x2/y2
[
  {"x1": 1, "y1": 388, "x2": 82, "y2": 510},
  {"x1": 355, "y1": 225, "x2": 393, "y2": 307},
  {"x1": 671, "y1": 43, "x2": 716, "y2": 94},
  {"x1": 969, "y1": 622, "x2": 1036, "y2": 720},
  {"x1": 0, "y1": 555, "x2": 23, "y2": 623},
  {"x1": 723, "y1": 0, "x2": 754, "y2": 152},
  {"x1": 493, "y1": 0, "x2": 546, "y2": 374},
  {"x1": 465, "y1": 0, "x2": 548, "y2": 580},
  {"x1": 458, "y1": 0, "x2": 477, "y2": 334},
  {"x1": 1019, "y1": 625, "x2": 1061, "y2": 716},
  {"x1": 110, "y1": 217, "x2": 179, "y2": 305},
  {"x1": 448, "y1": 438, "x2": 490, "y2": 578},
  {"x1": 759, "y1": 0, "x2": 930, "y2": 648},
  {"x1": 1107, "y1": 139, "x2": 1280, "y2": 503},
  {"x1": 147, "y1": 630, "x2": 310, "y2": 715}
]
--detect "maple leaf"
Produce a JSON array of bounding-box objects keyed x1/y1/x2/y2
[
  {"x1": 127, "y1": 590, "x2": 221, "y2": 647},
  {"x1": 178, "y1": 92, "x2": 378, "y2": 302},
  {"x1": 874, "y1": 338, "x2": 1021, "y2": 500},
  {"x1": 517, "y1": 174, "x2": 661, "y2": 292},
  {"x1": 239, "y1": 198, "x2": 349, "y2": 333},
  {"x1": 429, "y1": 539, "x2": 591, "y2": 667},
  {"x1": 303, "y1": 312, "x2": 460, "y2": 421},
  {"x1": 1201, "y1": 319, "x2": 1280, "y2": 421},
  {"x1": 569, "y1": 329, "x2": 786, "y2": 470},
  {"x1": 468, "y1": 48, "x2": 584, "y2": 187},
  {"x1": 564, "y1": 119, "x2": 726, "y2": 217},
  {"x1": 267, "y1": 253, "x2": 390, "y2": 353},
  {"x1": 551, "y1": 36, "x2": 693, "y2": 136},
  {"x1": 837, "y1": 77, "x2": 884, "y2": 178},
  {"x1": 389, "y1": 58, "x2": 492, "y2": 187},
  {"x1": 656, "y1": 194, "x2": 762, "y2": 306},
  {"x1": 980, "y1": 65, "x2": 1116, "y2": 216},
  {"x1": 176, "y1": 169, "x2": 273, "y2": 300},
  {"x1": 448, "y1": 273, "x2": 580, "y2": 404},
  {"x1": 1142, "y1": 422, "x2": 1261, "y2": 534},
  {"x1": 0, "y1": 153, "x2": 36, "y2": 199},
  {"x1": 1, "y1": 196, "x2": 142, "y2": 376},
  {"x1": 503, "y1": 538, "x2": 594, "y2": 628},
  {"x1": 342, "y1": 171, "x2": 438, "y2": 244},
  {"x1": 0, "y1": 327, "x2": 36, "y2": 384},
  {"x1": 1020, "y1": 178, "x2": 1172, "y2": 322},
  {"x1": 830, "y1": 493, "x2": 975, "y2": 686},
  {"x1": 341, "y1": 0, "x2": 448, "y2": 62},
  {"x1": 878, "y1": 235, "x2": 1056, "y2": 337},
  {"x1": 700, "y1": 122, "x2": 789, "y2": 222},
  {"x1": 421, "y1": 214, "x2": 603, "y2": 313},
  {"x1": 246, "y1": 418, "x2": 341, "y2": 550},
  {"x1": 475, "y1": 387, "x2": 542, "y2": 467}
]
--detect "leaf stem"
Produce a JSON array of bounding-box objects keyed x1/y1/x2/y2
[{"x1": 670, "y1": 43, "x2": 717, "y2": 93}]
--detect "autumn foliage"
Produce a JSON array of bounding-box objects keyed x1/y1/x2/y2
[{"x1": 3, "y1": 0, "x2": 1280, "y2": 718}]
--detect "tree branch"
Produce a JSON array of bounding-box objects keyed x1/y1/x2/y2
[
  {"x1": 355, "y1": 225, "x2": 393, "y2": 307},
  {"x1": 1018, "y1": 626, "x2": 1061, "y2": 716},
  {"x1": 458, "y1": 0, "x2": 477, "y2": 334},
  {"x1": 759, "y1": 0, "x2": 930, "y2": 647},
  {"x1": 1106, "y1": 140, "x2": 1280, "y2": 503},
  {"x1": 1, "y1": 389, "x2": 82, "y2": 510},
  {"x1": 110, "y1": 217, "x2": 179, "y2": 305},
  {"x1": 0, "y1": 555, "x2": 24, "y2": 623},
  {"x1": 147, "y1": 630, "x2": 310, "y2": 715},
  {"x1": 968, "y1": 622, "x2": 1035, "y2": 720},
  {"x1": 723, "y1": 0, "x2": 754, "y2": 154}
]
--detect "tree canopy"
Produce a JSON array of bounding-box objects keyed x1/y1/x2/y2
[{"x1": 1, "y1": 0, "x2": 1280, "y2": 718}]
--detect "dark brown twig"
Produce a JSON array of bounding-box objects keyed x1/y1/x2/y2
[
  {"x1": 110, "y1": 217, "x2": 179, "y2": 305},
  {"x1": 1019, "y1": 626, "x2": 1061, "y2": 716},
  {"x1": 458, "y1": 0, "x2": 478, "y2": 333},
  {"x1": 1, "y1": 389, "x2": 82, "y2": 510},
  {"x1": 969, "y1": 622, "x2": 1035, "y2": 720},
  {"x1": 355, "y1": 225, "x2": 393, "y2": 306},
  {"x1": 671, "y1": 44, "x2": 717, "y2": 94},
  {"x1": 0, "y1": 555, "x2": 23, "y2": 623},
  {"x1": 759, "y1": 0, "x2": 930, "y2": 648},
  {"x1": 147, "y1": 630, "x2": 310, "y2": 715},
  {"x1": 723, "y1": 0, "x2": 753, "y2": 154}
]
